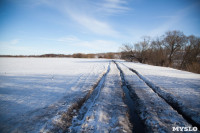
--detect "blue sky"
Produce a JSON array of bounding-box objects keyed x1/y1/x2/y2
[{"x1": 0, "y1": 0, "x2": 200, "y2": 55}]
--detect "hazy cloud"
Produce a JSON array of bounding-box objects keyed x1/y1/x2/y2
[
  {"x1": 0, "y1": 39, "x2": 20, "y2": 45},
  {"x1": 66, "y1": 12, "x2": 120, "y2": 37},
  {"x1": 97, "y1": 0, "x2": 130, "y2": 14},
  {"x1": 57, "y1": 36, "x2": 79, "y2": 43},
  {"x1": 30, "y1": 0, "x2": 126, "y2": 37},
  {"x1": 73, "y1": 39, "x2": 119, "y2": 53}
]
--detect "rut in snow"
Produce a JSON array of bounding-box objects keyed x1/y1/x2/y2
[
  {"x1": 120, "y1": 62, "x2": 200, "y2": 129},
  {"x1": 77, "y1": 62, "x2": 132, "y2": 132},
  {"x1": 41, "y1": 62, "x2": 111, "y2": 133},
  {"x1": 68, "y1": 62, "x2": 111, "y2": 132},
  {"x1": 116, "y1": 62, "x2": 192, "y2": 132},
  {"x1": 114, "y1": 61, "x2": 145, "y2": 133}
]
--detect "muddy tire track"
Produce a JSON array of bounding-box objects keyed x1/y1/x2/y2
[
  {"x1": 114, "y1": 61, "x2": 145, "y2": 133},
  {"x1": 115, "y1": 61, "x2": 193, "y2": 132},
  {"x1": 119, "y1": 62, "x2": 200, "y2": 129}
]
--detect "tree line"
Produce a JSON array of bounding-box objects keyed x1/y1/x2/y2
[
  {"x1": 72, "y1": 52, "x2": 120, "y2": 59},
  {"x1": 0, "y1": 53, "x2": 120, "y2": 59},
  {"x1": 120, "y1": 30, "x2": 200, "y2": 73}
]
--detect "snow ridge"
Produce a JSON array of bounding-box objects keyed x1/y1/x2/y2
[
  {"x1": 41, "y1": 63, "x2": 111, "y2": 133},
  {"x1": 69, "y1": 62, "x2": 111, "y2": 132},
  {"x1": 121, "y1": 62, "x2": 200, "y2": 129},
  {"x1": 116, "y1": 62, "x2": 191, "y2": 132},
  {"x1": 70, "y1": 62, "x2": 132, "y2": 132}
]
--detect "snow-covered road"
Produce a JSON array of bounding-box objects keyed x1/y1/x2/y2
[{"x1": 70, "y1": 62, "x2": 131, "y2": 133}]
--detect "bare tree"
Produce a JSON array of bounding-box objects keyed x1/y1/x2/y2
[
  {"x1": 119, "y1": 30, "x2": 200, "y2": 73},
  {"x1": 86, "y1": 54, "x2": 95, "y2": 58},
  {"x1": 120, "y1": 44, "x2": 135, "y2": 62},
  {"x1": 180, "y1": 35, "x2": 200, "y2": 72},
  {"x1": 134, "y1": 36, "x2": 151, "y2": 63},
  {"x1": 163, "y1": 30, "x2": 187, "y2": 66},
  {"x1": 120, "y1": 43, "x2": 147, "y2": 62},
  {"x1": 150, "y1": 37, "x2": 167, "y2": 66},
  {"x1": 104, "y1": 53, "x2": 115, "y2": 59},
  {"x1": 72, "y1": 53, "x2": 85, "y2": 58}
]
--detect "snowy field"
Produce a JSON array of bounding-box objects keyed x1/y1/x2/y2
[
  {"x1": 0, "y1": 58, "x2": 199, "y2": 132},
  {"x1": 0, "y1": 58, "x2": 109, "y2": 132}
]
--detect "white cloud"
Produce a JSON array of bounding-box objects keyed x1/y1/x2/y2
[
  {"x1": 57, "y1": 36, "x2": 79, "y2": 42},
  {"x1": 75, "y1": 39, "x2": 118, "y2": 50},
  {"x1": 39, "y1": 36, "x2": 79, "y2": 43},
  {"x1": 66, "y1": 12, "x2": 120, "y2": 37},
  {"x1": 98, "y1": 0, "x2": 130, "y2": 14},
  {"x1": 71, "y1": 39, "x2": 119, "y2": 53},
  {"x1": 58, "y1": 0, "x2": 122, "y2": 37},
  {"x1": 30, "y1": 0, "x2": 126, "y2": 37},
  {"x1": 55, "y1": 36, "x2": 119, "y2": 53},
  {"x1": 0, "y1": 39, "x2": 20, "y2": 45},
  {"x1": 41, "y1": 35, "x2": 119, "y2": 53},
  {"x1": 0, "y1": 39, "x2": 119, "y2": 55}
]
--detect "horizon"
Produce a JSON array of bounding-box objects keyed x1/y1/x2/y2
[
  {"x1": 0, "y1": 0, "x2": 200, "y2": 55},
  {"x1": 0, "y1": 51, "x2": 120, "y2": 56}
]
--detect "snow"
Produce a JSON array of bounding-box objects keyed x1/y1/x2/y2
[
  {"x1": 120, "y1": 61, "x2": 200, "y2": 127},
  {"x1": 0, "y1": 57, "x2": 199, "y2": 132},
  {"x1": 70, "y1": 62, "x2": 131, "y2": 132},
  {"x1": 116, "y1": 62, "x2": 192, "y2": 132},
  {"x1": 0, "y1": 58, "x2": 109, "y2": 132}
]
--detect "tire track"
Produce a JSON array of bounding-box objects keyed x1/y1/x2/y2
[
  {"x1": 119, "y1": 62, "x2": 200, "y2": 129},
  {"x1": 40, "y1": 62, "x2": 110, "y2": 133},
  {"x1": 78, "y1": 61, "x2": 131, "y2": 132},
  {"x1": 68, "y1": 62, "x2": 111, "y2": 132},
  {"x1": 114, "y1": 61, "x2": 145, "y2": 133},
  {"x1": 115, "y1": 61, "x2": 192, "y2": 132}
]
